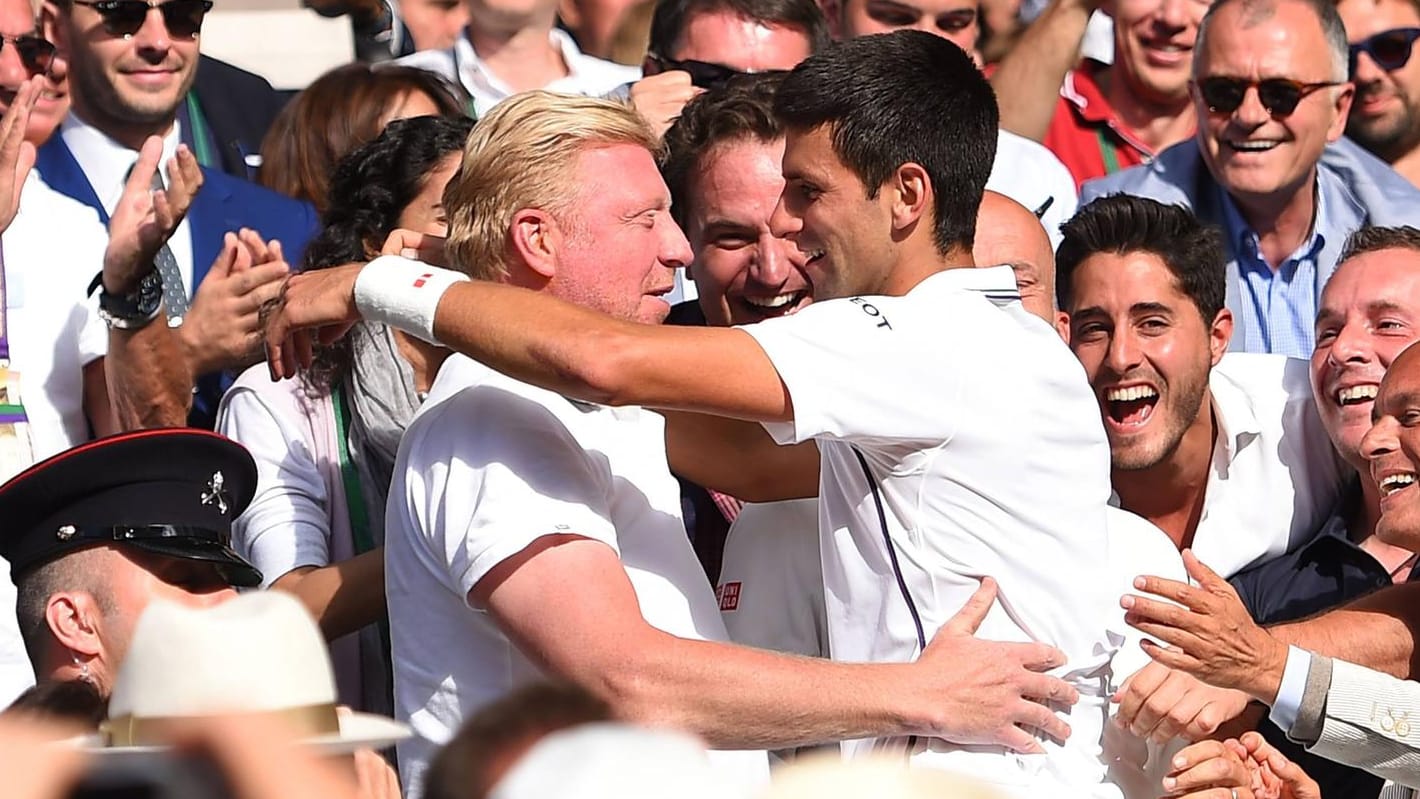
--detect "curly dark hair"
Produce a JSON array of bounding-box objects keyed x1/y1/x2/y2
[{"x1": 301, "y1": 114, "x2": 475, "y2": 395}]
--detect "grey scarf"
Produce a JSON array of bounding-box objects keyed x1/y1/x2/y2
[{"x1": 338, "y1": 321, "x2": 423, "y2": 717}]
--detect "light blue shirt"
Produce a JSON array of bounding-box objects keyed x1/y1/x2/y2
[{"x1": 1219, "y1": 185, "x2": 1328, "y2": 359}]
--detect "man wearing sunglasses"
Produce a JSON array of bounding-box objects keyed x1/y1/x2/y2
[
  {"x1": 1336, "y1": 0, "x2": 1420, "y2": 187},
  {"x1": 35, "y1": 0, "x2": 318, "y2": 430},
  {"x1": 1082, "y1": 0, "x2": 1420, "y2": 360}
]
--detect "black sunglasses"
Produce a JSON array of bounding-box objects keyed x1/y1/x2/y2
[
  {"x1": 0, "y1": 34, "x2": 56, "y2": 75},
  {"x1": 1349, "y1": 27, "x2": 1420, "y2": 75},
  {"x1": 71, "y1": 0, "x2": 215, "y2": 39},
  {"x1": 1195, "y1": 76, "x2": 1344, "y2": 118},
  {"x1": 649, "y1": 55, "x2": 746, "y2": 90}
]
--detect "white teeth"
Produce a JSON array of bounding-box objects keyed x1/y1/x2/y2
[
  {"x1": 1381, "y1": 473, "x2": 1417, "y2": 497},
  {"x1": 1338, "y1": 384, "x2": 1380, "y2": 405},
  {"x1": 1106, "y1": 386, "x2": 1159, "y2": 402},
  {"x1": 744, "y1": 293, "x2": 799, "y2": 309},
  {"x1": 1229, "y1": 140, "x2": 1281, "y2": 152},
  {"x1": 806, "y1": 250, "x2": 824, "y2": 261}
]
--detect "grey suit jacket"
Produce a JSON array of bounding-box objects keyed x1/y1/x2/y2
[{"x1": 1290, "y1": 654, "x2": 1420, "y2": 790}]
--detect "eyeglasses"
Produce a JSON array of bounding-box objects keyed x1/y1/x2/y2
[
  {"x1": 1349, "y1": 27, "x2": 1420, "y2": 75},
  {"x1": 647, "y1": 55, "x2": 786, "y2": 91},
  {"x1": 1194, "y1": 76, "x2": 1344, "y2": 118},
  {"x1": 71, "y1": 0, "x2": 215, "y2": 39},
  {"x1": 863, "y1": 4, "x2": 976, "y2": 33},
  {"x1": 0, "y1": 33, "x2": 56, "y2": 75}
]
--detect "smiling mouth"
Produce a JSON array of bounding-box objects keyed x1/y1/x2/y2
[
  {"x1": 1337, "y1": 384, "x2": 1379, "y2": 406},
  {"x1": 1226, "y1": 139, "x2": 1283, "y2": 153},
  {"x1": 1105, "y1": 385, "x2": 1159, "y2": 427},
  {"x1": 1381, "y1": 472, "x2": 1417, "y2": 498}
]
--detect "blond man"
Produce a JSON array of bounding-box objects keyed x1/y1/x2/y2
[{"x1": 373, "y1": 91, "x2": 1082, "y2": 798}]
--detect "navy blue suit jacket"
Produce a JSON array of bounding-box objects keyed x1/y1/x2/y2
[{"x1": 35, "y1": 134, "x2": 319, "y2": 428}]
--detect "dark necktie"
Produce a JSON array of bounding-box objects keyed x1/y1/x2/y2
[{"x1": 146, "y1": 165, "x2": 188, "y2": 327}]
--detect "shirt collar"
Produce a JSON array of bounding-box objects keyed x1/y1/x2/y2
[
  {"x1": 454, "y1": 28, "x2": 591, "y2": 99},
  {"x1": 1207, "y1": 363, "x2": 1265, "y2": 463},
  {"x1": 59, "y1": 112, "x2": 182, "y2": 215},
  {"x1": 1218, "y1": 177, "x2": 1329, "y2": 271},
  {"x1": 1060, "y1": 59, "x2": 1116, "y2": 124},
  {"x1": 920, "y1": 264, "x2": 1022, "y2": 306}
]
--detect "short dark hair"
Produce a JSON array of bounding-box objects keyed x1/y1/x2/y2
[
  {"x1": 4, "y1": 679, "x2": 107, "y2": 728},
  {"x1": 648, "y1": 0, "x2": 830, "y2": 58},
  {"x1": 1339, "y1": 225, "x2": 1420, "y2": 263},
  {"x1": 423, "y1": 682, "x2": 612, "y2": 799},
  {"x1": 662, "y1": 72, "x2": 785, "y2": 229},
  {"x1": 301, "y1": 114, "x2": 475, "y2": 394},
  {"x1": 774, "y1": 31, "x2": 998, "y2": 255},
  {"x1": 1056, "y1": 195, "x2": 1227, "y2": 322}
]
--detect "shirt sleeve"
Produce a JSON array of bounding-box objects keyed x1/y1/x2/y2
[
  {"x1": 1269, "y1": 646, "x2": 1314, "y2": 732},
  {"x1": 77, "y1": 290, "x2": 106, "y2": 366},
  {"x1": 217, "y1": 385, "x2": 333, "y2": 586},
  {"x1": 738, "y1": 297, "x2": 962, "y2": 446},
  {"x1": 399, "y1": 384, "x2": 621, "y2": 607}
]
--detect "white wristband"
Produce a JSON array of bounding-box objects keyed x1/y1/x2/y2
[{"x1": 354, "y1": 255, "x2": 470, "y2": 344}]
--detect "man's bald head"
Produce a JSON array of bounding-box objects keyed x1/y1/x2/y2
[{"x1": 973, "y1": 191, "x2": 1057, "y2": 324}]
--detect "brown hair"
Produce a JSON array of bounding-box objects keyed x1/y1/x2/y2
[{"x1": 257, "y1": 63, "x2": 468, "y2": 215}]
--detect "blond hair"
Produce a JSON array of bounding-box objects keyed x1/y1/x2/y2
[{"x1": 443, "y1": 91, "x2": 661, "y2": 281}]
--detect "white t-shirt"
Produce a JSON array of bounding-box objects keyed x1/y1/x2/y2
[
  {"x1": 0, "y1": 172, "x2": 111, "y2": 705},
  {"x1": 385, "y1": 354, "x2": 768, "y2": 799},
  {"x1": 741, "y1": 266, "x2": 1121, "y2": 799},
  {"x1": 1185, "y1": 353, "x2": 1347, "y2": 577},
  {"x1": 395, "y1": 28, "x2": 640, "y2": 119},
  {"x1": 989, "y1": 129, "x2": 1079, "y2": 250},
  {"x1": 717, "y1": 498, "x2": 827, "y2": 658}
]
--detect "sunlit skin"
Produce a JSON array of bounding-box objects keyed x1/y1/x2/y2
[
  {"x1": 669, "y1": 10, "x2": 812, "y2": 71},
  {"x1": 1361, "y1": 341, "x2": 1420, "y2": 552},
  {"x1": 401, "y1": 0, "x2": 470, "y2": 51},
  {"x1": 50, "y1": 0, "x2": 201, "y2": 148},
  {"x1": 1065, "y1": 250, "x2": 1231, "y2": 546},
  {"x1": 541, "y1": 143, "x2": 687, "y2": 324},
  {"x1": 685, "y1": 137, "x2": 812, "y2": 326},
  {"x1": 1336, "y1": 0, "x2": 1420, "y2": 176},
  {"x1": 380, "y1": 89, "x2": 445, "y2": 127},
  {"x1": 0, "y1": 0, "x2": 66, "y2": 144},
  {"x1": 1108, "y1": 0, "x2": 1208, "y2": 108},
  {"x1": 1191, "y1": 1, "x2": 1352, "y2": 218},
  {"x1": 973, "y1": 190, "x2": 1058, "y2": 325},
  {"x1": 829, "y1": 0, "x2": 978, "y2": 55}
]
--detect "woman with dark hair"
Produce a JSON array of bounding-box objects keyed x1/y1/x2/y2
[
  {"x1": 258, "y1": 63, "x2": 469, "y2": 215},
  {"x1": 218, "y1": 115, "x2": 474, "y2": 714}
]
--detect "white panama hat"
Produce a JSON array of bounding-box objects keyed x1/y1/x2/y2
[{"x1": 95, "y1": 591, "x2": 409, "y2": 754}]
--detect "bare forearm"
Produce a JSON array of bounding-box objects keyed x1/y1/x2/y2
[
  {"x1": 106, "y1": 324, "x2": 192, "y2": 430},
  {"x1": 989, "y1": 0, "x2": 1094, "y2": 141},
  {"x1": 662, "y1": 410, "x2": 818, "y2": 501},
  {"x1": 431, "y1": 282, "x2": 789, "y2": 421},
  {"x1": 271, "y1": 549, "x2": 386, "y2": 642},
  {"x1": 1270, "y1": 583, "x2": 1420, "y2": 679},
  {"x1": 571, "y1": 632, "x2": 925, "y2": 750}
]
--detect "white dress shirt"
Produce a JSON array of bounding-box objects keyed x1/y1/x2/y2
[
  {"x1": 395, "y1": 28, "x2": 640, "y2": 119},
  {"x1": 59, "y1": 114, "x2": 195, "y2": 295}
]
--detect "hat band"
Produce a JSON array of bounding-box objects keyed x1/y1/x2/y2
[{"x1": 102, "y1": 702, "x2": 340, "y2": 746}]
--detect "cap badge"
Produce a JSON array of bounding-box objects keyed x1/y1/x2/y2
[
  {"x1": 201, "y1": 471, "x2": 230, "y2": 516},
  {"x1": 56, "y1": 524, "x2": 76, "y2": 541}
]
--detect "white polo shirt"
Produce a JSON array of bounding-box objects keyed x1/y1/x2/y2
[
  {"x1": 989, "y1": 130, "x2": 1079, "y2": 250},
  {"x1": 1182, "y1": 353, "x2": 1347, "y2": 578},
  {"x1": 385, "y1": 354, "x2": 768, "y2": 799},
  {"x1": 717, "y1": 498, "x2": 827, "y2": 659},
  {"x1": 395, "y1": 28, "x2": 640, "y2": 119},
  {"x1": 740, "y1": 266, "x2": 1121, "y2": 799}
]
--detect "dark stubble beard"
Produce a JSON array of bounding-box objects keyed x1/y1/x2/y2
[{"x1": 1112, "y1": 364, "x2": 1211, "y2": 472}]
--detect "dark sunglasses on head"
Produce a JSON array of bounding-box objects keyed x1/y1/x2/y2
[
  {"x1": 864, "y1": 4, "x2": 976, "y2": 32},
  {"x1": 1349, "y1": 27, "x2": 1420, "y2": 75},
  {"x1": 649, "y1": 55, "x2": 744, "y2": 90},
  {"x1": 1195, "y1": 76, "x2": 1344, "y2": 118},
  {"x1": 71, "y1": 0, "x2": 215, "y2": 39},
  {"x1": 0, "y1": 33, "x2": 56, "y2": 75}
]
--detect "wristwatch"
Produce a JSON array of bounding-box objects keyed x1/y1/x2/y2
[{"x1": 97, "y1": 268, "x2": 164, "y2": 330}]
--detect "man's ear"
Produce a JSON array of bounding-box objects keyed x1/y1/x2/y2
[
  {"x1": 1209, "y1": 307, "x2": 1234, "y2": 364},
  {"x1": 888, "y1": 162, "x2": 931, "y2": 235},
  {"x1": 45, "y1": 591, "x2": 103, "y2": 661},
  {"x1": 508, "y1": 208, "x2": 562, "y2": 281},
  {"x1": 1054, "y1": 311, "x2": 1070, "y2": 343},
  {"x1": 42, "y1": 2, "x2": 66, "y2": 52},
  {"x1": 819, "y1": 0, "x2": 845, "y2": 39}
]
